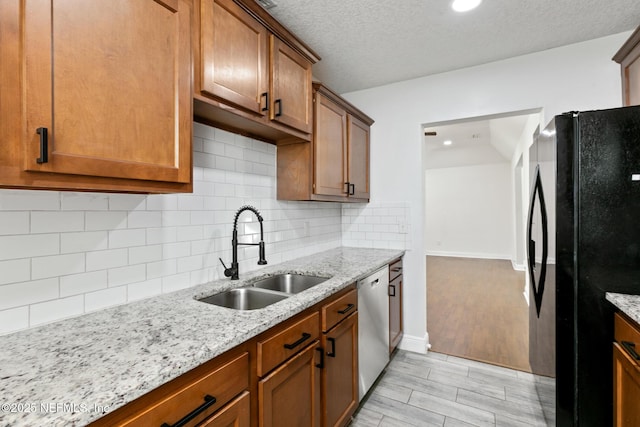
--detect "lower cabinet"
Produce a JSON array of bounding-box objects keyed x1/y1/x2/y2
[
  {"x1": 90, "y1": 285, "x2": 359, "y2": 427},
  {"x1": 259, "y1": 342, "x2": 321, "y2": 427},
  {"x1": 200, "y1": 391, "x2": 250, "y2": 427},
  {"x1": 322, "y1": 312, "x2": 358, "y2": 427},
  {"x1": 613, "y1": 313, "x2": 640, "y2": 427},
  {"x1": 389, "y1": 258, "x2": 404, "y2": 354}
]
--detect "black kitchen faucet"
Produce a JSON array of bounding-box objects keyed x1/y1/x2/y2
[{"x1": 219, "y1": 205, "x2": 267, "y2": 280}]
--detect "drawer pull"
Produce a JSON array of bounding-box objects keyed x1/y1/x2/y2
[
  {"x1": 392, "y1": 267, "x2": 402, "y2": 272},
  {"x1": 327, "y1": 337, "x2": 336, "y2": 357},
  {"x1": 315, "y1": 347, "x2": 324, "y2": 369},
  {"x1": 160, "y1": 394, "x2": 217, "y2": 427},
  {"x1": 389, "y1": 284, "x2": 396, "y2": 297},
  {"x1": 338, "y1": 303, "x2": 355, "y2": 315},
  {"x1": 284, "y1": 332, "x2": 311, "y2": 350},
  {"x1": 622, "y1": 341, "x2": 640, "y2": 361}
]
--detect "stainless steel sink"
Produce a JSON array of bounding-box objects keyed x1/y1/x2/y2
[
  {"x1": 198, "y1": 288, "x2": 289, "y2": 310},
  {"x1": 251, "y1": 273, "x2": 328, "y2": 294}
]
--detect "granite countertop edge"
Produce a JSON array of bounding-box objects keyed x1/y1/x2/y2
[
  {"x1": 0, "y1": 247, "x2": 404, "y2": 426},
  {"x1": 606, "y1": 292, "x2": 640, "y2": 325}
]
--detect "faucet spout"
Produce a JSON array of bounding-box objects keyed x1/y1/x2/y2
[{"x1": 221, "y1": 205, "x2": 267, "y2": 280}]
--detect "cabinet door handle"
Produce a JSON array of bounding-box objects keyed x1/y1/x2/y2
[
  {"x1": 326, "y1": 337, "x2": 336, "y2": 357},
  {"x1": 389, "y1": 284, "x2": 396, "y2": 297},
  {"x1": 36, "y1": 127, "x2": 48, "y2": 164},
  {"x1": 261, "y1": 92, "x2": 269, "y2": 112},
  {"x1": 284, "y1": 332, "x2": 311, "y2": 350},
  {"x1": 344, "y1": 182, "x2": 350, "y2": 194},
  {"x1": 274, "y1": 99, "x2": 282, "y2": 117},
  {"x1": 622, "y1": 341, "x2": 640, "y2": 360},
  {"x1": 315, "y1": 347, "x2": 324, "y2": 369},
  {"x1": 338, "y1": 303, "x2": 355, "y2": 315},
  {"x1": 160, "y1": 394, "x2": 217, "y2": 427},
  {"x1": 349, "y1": 183, "x2": 355, "y2": 195}
]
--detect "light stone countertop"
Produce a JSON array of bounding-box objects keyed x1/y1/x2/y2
[
  {"x1": 0, "y1": 247, "x2": 404, "y2": 427},
  {"x1": 606, "y1": 292, "x2": 640, "y2": 325}
]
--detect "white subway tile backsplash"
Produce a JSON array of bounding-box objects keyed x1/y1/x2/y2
[
  {"x1": 127, "y1": 278, "x2": 162, "y2": 302},
  {"x1": 0, "y1": 307, "x2": 29, "y2": 334},
  {"x1": 85, "y1": 211, "x2": 127, "y2": 231},
  {"x1": 60, "y1": 270, "x2": 107, "y2": 297},
  {"x1": 0, "y1": 123, "x2": 347, "y2": 335},
  {"x1": 0, "y1": 212, "x2": 29, "y2": 235},
  {"x1": 30, "y1": 295, "x2": 84, "y2": 326},
  {"x1": 0, "y1": 190, "x2": 59, "y2": 211},
  {"x1": 85, "y1": 286, "x2": 126, "y2": 312},
  {"x1": 108, "y1": 264, "x2": 146, "y2": 287},
  {"x1": 61, "y1": 231, "x2": 108, "y2": 254},
  {"x1": 129, "y1": 245, "x2": 162, "y2": 265},
  {"x1": 108, "y1": 229, "x2": 146, "y2": 249},
  {"x1": 61, "y1": 193, "x2": 108, "y2": 211},
  {"x1": 86, "y1": 248, "x2": 128, "y2": 271},
  {"x1": 0, "y1": 234, "x2": 59, "y2": 260},
  {"x1": 128, "y1": 211, "x2": 162, "y2": 229},
  {"x1": 0, "y1": 278, "x2": 59, "y2": 310},
  {"x1": 0, "y1": 259, "x2": 30, "y2": 285},
  {"x1": 32, "y1": 253, "x2": 85, "y2": 280}
]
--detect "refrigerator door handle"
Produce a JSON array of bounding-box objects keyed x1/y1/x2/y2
[{"x1": 527, "y1": 165, "x2": 549, "y2": 318}]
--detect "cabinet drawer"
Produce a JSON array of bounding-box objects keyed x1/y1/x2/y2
[
  {"x1": 257, "y1": 312, "x2": 320, "y2": 377},
  {"x1": 118, "y1": 352, "x2": 249, "y2": 427},
  {"x1": 615, "y1": 313, "x2": 640, "y2": 346},
  {"x1": 322, "y1": 289, "x2": 357, "y2": 333},
  {"x1": 199, "y1": 391, "x2": 250, "y2": 427},
  {"x1": 389, "y1": 258, "x2": 403, "y2": 281}
]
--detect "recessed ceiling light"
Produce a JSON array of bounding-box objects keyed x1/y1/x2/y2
[
  {"x1": 443, "y1": 140, "x2": 453, "y2": 146},
  {"x1": 451, "y1": 0, "x2": 482, "y2": 12}
]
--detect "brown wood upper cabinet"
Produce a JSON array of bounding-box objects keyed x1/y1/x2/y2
[
  {"x1": 613, "y1": 26, "x2": 640, "y2": 106},
  {"x1": 194, "y1": 0, "x2": 318, "y2": 143},
  {"x1": 0, "y1": 0, "x2": 193, "y2": 193},
  {"x1": 277, "y1": 83, "x2": 374, "y2": 202}
]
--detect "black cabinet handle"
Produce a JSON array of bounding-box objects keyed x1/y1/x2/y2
[
  {"x1": 36, "y1": 127, "x2": 48, "y2": 164},
  {"x1": 274, "y1": 99, "x2": 282, "y2": 117},
  {"x1": 160, "y1": 394, "x2": 217, "y2": 427},
  {"x1": 327, "y1": 337, "x2": 336, "y2": 357},
  {"x1": 261, "y1": 92, "x2": 269, "y2": 112},
  {"x1": 389, "y1": 284, "x2": 396, "y2": 297},
  {"x1": 622, "y1": 341, "x2": 640, "y2": 360},
  {"x1": 284, "y1": 332, "x2": 311, "y2": 350},
  {"x1": 315, "y1": 347, "x2": 324, "y2": 369},
  {"x1": 338, "y1": 303, "x2": 355, "y2": 315},
  {"x1": 392, "y1": 267, "x2": 402, "y2": 273},
  {"x1": 344, "y1": 182, "x2": 350, "y2": 194},
  {"x1": 349, "y1": 183, "x2": 355, "y2": 195}
]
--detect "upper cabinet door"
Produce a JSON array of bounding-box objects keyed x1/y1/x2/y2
[
  {"x1": 347, "y1": 115, "x2": 370, "y2": 200},
  {"x1": 23, "y1": 0, "x2": 192, "y2": 183},
  {"x1": 270, "y1": 36, "x2": 313, "y2": 134},
  {"x1": 314, "y1": 93, "x2": 348, "y2": 198},
  {"x1": 200, "y1": 0, "x2": 269, "y2": 114}
]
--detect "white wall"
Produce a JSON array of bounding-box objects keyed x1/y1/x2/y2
[
  {"x1": 343, "y1": 32, "x2": 628, "y2": 353},
  {"x1": 425, "y1": 163, "x2": 513, "y2": 259},
  {"x1": 0, "y1": 123, "x2": 342, "y2": 335}
]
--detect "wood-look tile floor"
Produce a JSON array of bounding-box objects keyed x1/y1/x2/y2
[{"x1": 351, "y1": 350, "x2": 555, "y2": 427}]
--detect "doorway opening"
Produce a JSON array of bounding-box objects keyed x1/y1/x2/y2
[{"x1": 423, "y1": 109, "x2": 542, "y2": 371}]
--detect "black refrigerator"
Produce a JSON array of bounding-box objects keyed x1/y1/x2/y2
[{"x1": 527, "y1": 106, "x2": 640, "y2": 426}]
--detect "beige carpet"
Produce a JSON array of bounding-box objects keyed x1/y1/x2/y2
[{"x1": 426, "y1": 256, "x2": 531, "y2": 372}]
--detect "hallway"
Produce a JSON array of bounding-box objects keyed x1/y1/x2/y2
[{"x1": 426, "y1": 256, "x2": 529, "y2": 372}]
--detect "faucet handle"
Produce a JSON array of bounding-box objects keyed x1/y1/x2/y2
[{"x1": 219, "y1": 258, "x2": 233, "y2": 277}]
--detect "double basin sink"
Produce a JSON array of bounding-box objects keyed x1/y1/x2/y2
[{"x1": 198, "y1": 273, "x2": 329, "y2": 310}]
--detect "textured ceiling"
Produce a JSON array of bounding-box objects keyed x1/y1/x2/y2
[{"x1": 266, "y1": 0, "x2": 640, "y2": 94}]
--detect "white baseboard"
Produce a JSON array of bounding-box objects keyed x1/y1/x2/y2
[
  {"x1": 398, "y1": 332, "x2": 430, "y2": 354},
  {"x1": 426, "y1": 250, "x2": 511, "y2": 261},
  {"x1": 511, "y1": 260, "x2": 525, "y2": 271}
]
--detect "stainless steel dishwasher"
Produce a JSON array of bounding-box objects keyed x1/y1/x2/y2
[{"x1": 357, "y1": 266, "x2": 390, "y2": 401}]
